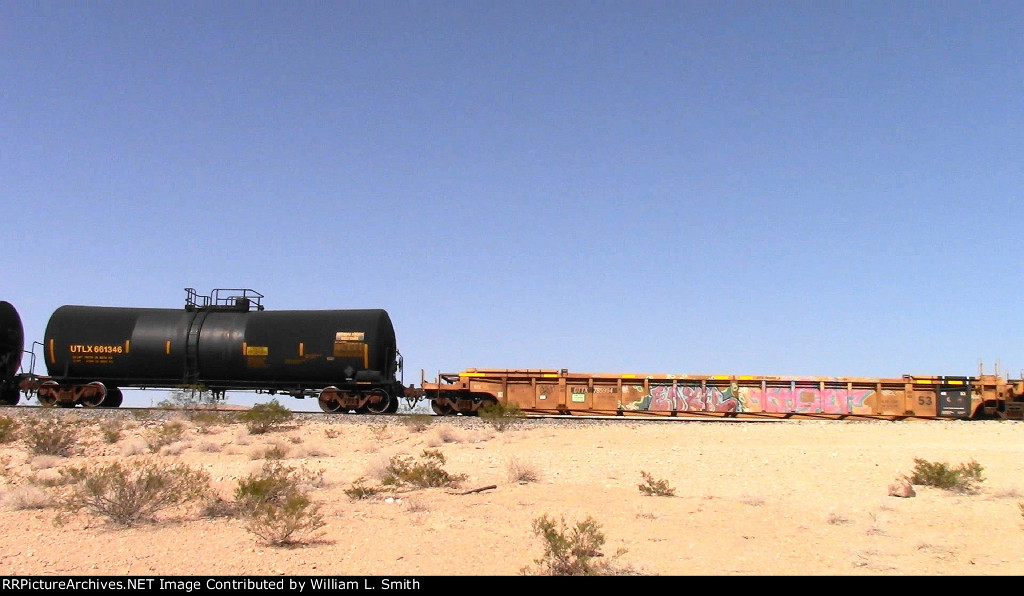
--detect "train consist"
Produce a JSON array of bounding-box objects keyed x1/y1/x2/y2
[{"x1": 3, "y1": 289, "x2": 1024, "y2": 420}]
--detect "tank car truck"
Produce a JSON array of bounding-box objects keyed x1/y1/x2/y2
[{"x1": 33, "y1": 288, "x2": 407, "y2": 412}]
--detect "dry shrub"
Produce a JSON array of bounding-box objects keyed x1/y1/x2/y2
[
  {"x1": 159, "y1": 441, "x2": 190, "y2": 456},
  {"x1": 368, "y1": 421, "x2": 391, "y2": 440},
  {"x1": 296, "y1": 443, "x2": 330, "y2": 458},
  {"x1": 3, "y1": 486, "x2": 50, "y2": 510},
  {"x1": 638, "y1": 471, "x2": 675, "y2": 497},
  {"x1": 119, "y1": 440, "x2": 148, "y2": 457},
  {"x1": 58, "y1": 459, "x2": 211, "y2": 527},
  {"x1": 29, "y1": 455, "x2": 63, "y2": 471},
  {"x1": 507, "y1": 457, "x2": 541, "y2": 484},
  {"x1": 249, "y1": 442, "x2": 288, "y2": 461},
  {"x1": 146, "y1": 420, "x2": 188, "y2": 453},
  {"x1": 523, "y1": 514, "x2": 634, "y2": 576},
  {"x1": 0, "y1": 416, "x2": 19, "y2": 444},
  {"x1": 344, "y1": 477, "x2": 383, "y2": 500},
  {"x1": 194, "y1": 441, "x2": 222, "y2": 453},
  {"x1": 30, "y1": 468, "x2": 68, "y2": 488},
  {"x1": 432, "y1": 425, "x2": 461, "y2": 444},
  {"x1": 21, "y1": 416, "x2": 77, "y2": 457},
  {"x1": 909, "y1": 458, "x2": 984, "y2": 493},
  {"x1": 403, "y1": 414, "x2": 433, "y2": 433},
  {"x1": 403, "y1": 496, "x2": 429, "y2": 513},
  {"x1": 98, "y1": 419, "x2": 123, "y2": 444},
  {"x1": 240, "y1": 400, "x2": 293, "y2": 435},
  {"x1": 234, "y1": 461, "x2": 326, "y2": 546},
  {"x1": 478, "y1": 401, "x2": 526, "y2": 432},
  {"x1": 382, "y1": 449, "x2": 466, "y2": 489}
]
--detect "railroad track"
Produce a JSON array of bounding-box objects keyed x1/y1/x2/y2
[{"x1": 0, "y1": 403, "x2": 946, "y2": 424}]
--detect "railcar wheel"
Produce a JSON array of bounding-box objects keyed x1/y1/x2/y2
[
  {"x1": 36, "y1": 393, "x2": 56, "y2": 407},
  {"x1": 79, "y1": 395, "x2": 102, "y2": 408},
  {"x1": 103, "y1": 388, "x2": 123, "y2": 408},
  {"x1": 431, "y1": 401, "x2": 453, "y2": 416},
  {"x1": 364, "y1": 390, "x2": 393, "y2": 415},
  {"x1": 318, "y1": 397, "x2": 343, "y2": 413},
  {"x1": 78, "y1": 382, "x2": 109, "y2": 408}
]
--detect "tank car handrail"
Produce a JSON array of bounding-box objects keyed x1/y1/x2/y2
[
  {"x1": 20, "y1": 342, "x2": 42, "y2": 376},
  {"x1": 185, "y1": 288, "x2": 265, "y2": 311}
]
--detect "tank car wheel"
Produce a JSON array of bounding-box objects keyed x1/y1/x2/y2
[
  {"x1": 318, "y1": 395, "x2": 343, "y2": 413},
  {"x1": 78, "y1": 382, "x2": 110, "y2": 408},
  {"x1": 103, "y1": 388, "x2": 123, "y2": 408},
  {"x1": 364, "y1": 390, "x2": 393, "y2": 415},
  {"x1": 36, "y1": 393, "x2": 56, "y2": 407},
  {"x1": 79, "y1": 393, "x2": 104, "y2": 408},
  {"x1": 430, "y1": 401, "x2": 453, "y2": 416}
]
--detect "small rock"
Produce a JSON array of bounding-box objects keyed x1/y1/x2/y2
[{"x1": 888, "y1": 478, "x2": 916, "y2": 498}]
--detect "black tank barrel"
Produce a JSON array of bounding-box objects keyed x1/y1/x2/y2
[
  {"x1": 1, "y1": 301, "x2": 25, "y2": 383},
  {"x1": 43, "y1": 305, "x2": 398, "y2": 391}
]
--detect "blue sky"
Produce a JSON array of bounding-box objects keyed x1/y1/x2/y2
[{"x1": 3, "y1": 2, "x2": 1022, "y2": 410}]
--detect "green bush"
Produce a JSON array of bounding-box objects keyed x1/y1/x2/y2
[
  {"x1": 909, "y1": 458, "x2": 984, "y2": 493},
  {"x1": 525, "y1": 514, "x2": 626, "y2": 576},
  {"x1": 234, "y1": 461, "x2": 325, "y2": 546},
  {"x1": 478, "y1": 401, "x2": 526, "y2": 431},
  {"x1": 240, "y1": 400, "x2": 293, "y2": 435},
  {"x1": 344, "y1": 477, "x2": 383, "y2": 500},
  {"x1": 59, "y1": 459, "x2": 211, "y2": 526},
  {"x1": 382, "y1": 449, "x2": 466, "y2": 488},
  {"x1": 638, "y1": 471, "x2": 676, "y2": 497}
]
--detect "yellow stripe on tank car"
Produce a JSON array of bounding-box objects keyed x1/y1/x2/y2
[
  {"x1": 165, "y1": 341, "x2": 171, "y2": 355},
  {"x1": 299, "y1": 343, "x2": 304, "y2": 357},
  {"x1": 48, "y1": 339, "x2": 55, "y2": 364},
  {"x1": 125, "y1": 340, "x2": 130, "y2": 353},
  {"x1": 363, "y1": 344, "x2": 368, "y2": 369},
  {"x1": 242, "y1": 342, "x2": 247, "y2": 355}
]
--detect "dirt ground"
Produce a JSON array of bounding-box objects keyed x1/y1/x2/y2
[{"x1": 1, "y1": 409, "x2": 1022, "y2": 577}]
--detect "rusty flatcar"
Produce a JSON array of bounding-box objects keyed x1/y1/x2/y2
[{"x1": 422, "y1": 368, "x2": 1024, "y2": 420}]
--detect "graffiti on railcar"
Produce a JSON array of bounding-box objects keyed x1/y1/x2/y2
[
  {"x1": 625, "y1": 384, "x2": 742, "y2": 412},
  {"x1": 622, "y1": 383, "x2": 878, "y2": 414},
  {"x1": 744, "y1": 386, "x2": 876, "y2": 414}
]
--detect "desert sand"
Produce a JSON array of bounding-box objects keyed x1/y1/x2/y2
[{"x1": 1, "y1": 408, "x2": 1023, "y2": 577}]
